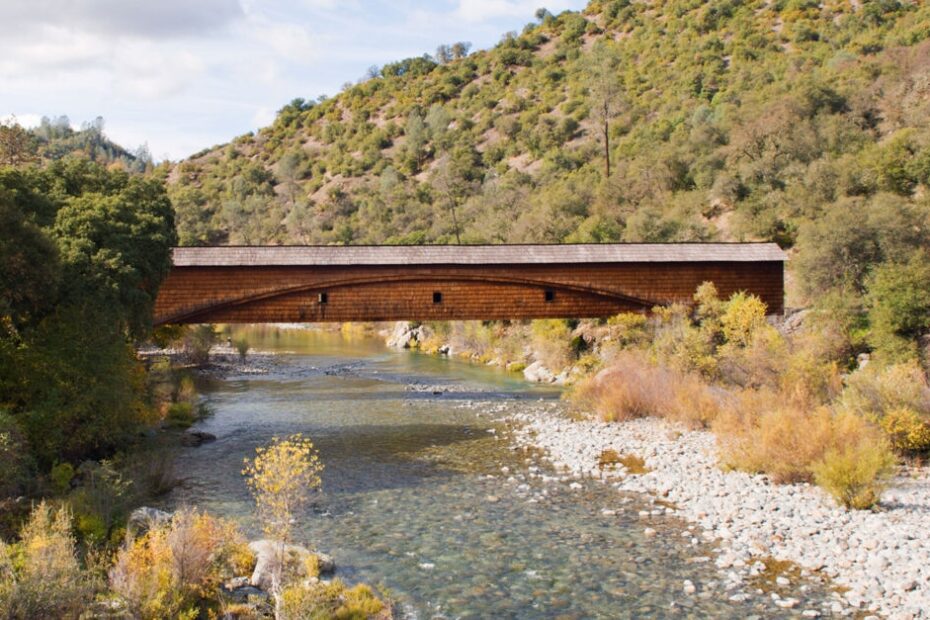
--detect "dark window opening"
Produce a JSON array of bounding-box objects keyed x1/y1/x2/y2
[
  {"x1": 433, "y1": 291, "x2": 443, "y2": 304},
  {"x1": 318, "y1": 292, "x2": 328, "y2": 304},
  {"x1": 544, "y1": 290, "x2": 555, "y2": 303}
]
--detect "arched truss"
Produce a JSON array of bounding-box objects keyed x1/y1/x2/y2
[{"x1": 156, "y1": 272, "x2": 662, "y2": 325}]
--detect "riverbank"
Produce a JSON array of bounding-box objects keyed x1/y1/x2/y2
[{"x1": 511, "y1": 411, "x2": 930, "y2": 619}]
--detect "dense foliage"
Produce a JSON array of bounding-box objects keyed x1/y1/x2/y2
[
  {"x1": 0, "y1": 158, "x2": 176, "y2": 476},
  {"x1": 170, "y1": 0, "x2": 930, "y2": 299}
]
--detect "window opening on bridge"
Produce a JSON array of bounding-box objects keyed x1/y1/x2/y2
[
  {"x1": 544, "y1": 290, "x2": 555, "y2": 302},
  {"x1": 433, "y1": 291, "x2": 443, "y2": 304},
  {"x1": 318, "y1": 292, "x2": 328, "y2": 304}
]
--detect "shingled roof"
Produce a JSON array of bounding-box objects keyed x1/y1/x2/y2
[{"x1": 171, "y1": 243, "x2": 786, "y2": 267}]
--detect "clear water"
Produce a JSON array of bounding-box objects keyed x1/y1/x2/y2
[{"x1": 167, "y1": 326, "x2": 837, "y2": 618}]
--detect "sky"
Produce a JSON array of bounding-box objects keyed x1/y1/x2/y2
[{"x1": 0, "y1": 0, "x2": 588, "y2": 161}]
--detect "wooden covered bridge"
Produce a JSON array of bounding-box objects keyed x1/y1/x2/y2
[{"x1": 152, "y1": 243, "x2": 786, "y2": 325}]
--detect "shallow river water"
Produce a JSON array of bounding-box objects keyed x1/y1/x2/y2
[{"x1": 167, "y1": 327, "x2": 838, "y2": 618}]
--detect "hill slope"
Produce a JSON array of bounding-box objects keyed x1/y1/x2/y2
[{"x1": 168, "y1": 0, "x2": 930, "y2": 303}]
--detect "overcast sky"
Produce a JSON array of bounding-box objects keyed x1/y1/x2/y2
[{"x1": 1, "y1": 0, "x2": 587, "y2": 161}]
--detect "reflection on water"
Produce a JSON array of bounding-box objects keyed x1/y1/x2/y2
[{"x1": 168, "y1": 326, "x2": 835, "y2": 618}]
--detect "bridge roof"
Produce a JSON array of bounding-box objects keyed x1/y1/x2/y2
[{"x1": 171, "y1": 243, "x2": 786, "y2": 267}]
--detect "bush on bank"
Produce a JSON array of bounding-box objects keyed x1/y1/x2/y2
[{"x1": 567, "y1": 283, "x2": 928, "y2": 510}]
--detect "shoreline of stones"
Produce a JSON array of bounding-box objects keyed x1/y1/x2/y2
[{"x1": 509, "y1": 411, "x2": 930, "y2": 619}]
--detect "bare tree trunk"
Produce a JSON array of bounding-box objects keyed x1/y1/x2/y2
[
  {"x1": 603, "y1": 119, "x2": 610, "y2": 179},
  {"x1": 450, "y1": 200, "x2": 462, "y2": 244}
]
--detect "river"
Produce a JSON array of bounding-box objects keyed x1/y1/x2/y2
[{"x1": 166, "y1": 326, "x2": 838, "y2": 619}]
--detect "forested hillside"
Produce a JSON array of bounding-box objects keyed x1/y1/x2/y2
[
  {"x1": 0, "y1": 116, "x2": 151, "y2": 172},
  {"x1": 169, "y1": 0, "x2": 928, "y2": 289}
]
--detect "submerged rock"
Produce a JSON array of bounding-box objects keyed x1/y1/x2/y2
[{"x1": 182, "y1": 430, "x2": 217, "y2": 447}]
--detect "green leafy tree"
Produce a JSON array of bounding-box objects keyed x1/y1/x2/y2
[{"x1": 866, "y1": 251, "x2": 930, "y2": 362}]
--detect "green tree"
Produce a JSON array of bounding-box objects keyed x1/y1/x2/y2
[{"x1": 866, "y1": 251, "x2": 930, "y2": 361}]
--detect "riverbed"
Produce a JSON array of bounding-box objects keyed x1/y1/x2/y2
[{"x1": 166, "y1": 327, "x2": 839, "y2": 618}]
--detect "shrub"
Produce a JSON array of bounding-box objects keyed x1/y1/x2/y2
[
  {"x1": 182, "y1": 325, "x2": 218, "y2": 365},
  {"x1": 109, "y1": 509, "x2": 252, "y2": 620},
  {"x1": 812, "y1": 414, "x2": 895, "y2": 509},
  {"x1": 574, "y1": 351, "x2": 724, "y2": 427},
  {"x1": 531, "y1": 319, "x2": 573, "y2": 371},
  {"x1": 279, "y1": 580, "x2": 384, "y2": 620},
  {"x1": 715, "y1": 402, "x2": 834, "y2": 484},
  {"x1": 605, "y1": 312, "x2": 649, "y2": 348},
  {"x1": 839, "y1": 361, "x2": 930, "y2": 421},
  {"x1": 69, "y1": 459, "x2": 133, "y2": 545},
  {"x1": 166, "y1": 402, "x2": 196, "y2": 428},
  {"x1": 866, "y1": 251, "x2": 930, "y2": 362},
  {"x1": 234, "y1": 338, "x2": 250, "y2": 360},
  {"x1": 570, "y1": 351, "x2": 674, "y2": 422},
  {"x1": 0, "y1": 503, "x2": 92, "y2": 619},
  {"x1": 880, "y1": 408, "x2": 930, "y2": 454},
  {"x1": 720, "y1": 292, "x2": 768, "y2": 347},
  {"x1": 243, "y1": 434, "x2": 324, "y2": 543},
  {"x1": 50, "y1": 462, "x2": 75, "y2": 495}
]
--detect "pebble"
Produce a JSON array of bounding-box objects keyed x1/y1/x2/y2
[{"x1": 511, "y1": 412, "x2": 930, "y2": 619}]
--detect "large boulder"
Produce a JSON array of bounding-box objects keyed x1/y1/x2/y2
[
  {"x1": 248, "y1": 540, "x2": 335, "y2": 590},
  {"x1": 523, "y1": 361, "x2": 556, "y2": 383},
  {"x1": 386, "y1": 322, "x2": 416, "y2": 348}
]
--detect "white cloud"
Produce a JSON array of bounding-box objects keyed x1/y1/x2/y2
[
  {"x1": 1, "y1": 113, "x2": 44, "y2": 128},
  {"x1": 0, "y1": 0, "x2": 588, "y2": 160},
  {"x1": 0, "y1": 0, "x2": 244, "y2": 39},
  {"x1": 454, "y1": 0, "x2": 579, "y2": 23},
  {"x1": 252, "y1": 106, "x2": 277, "y2": 129}
]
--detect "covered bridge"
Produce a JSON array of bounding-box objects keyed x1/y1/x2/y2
[{"x1": 152, "y1": 243, "x2": 786, "y2": 325}]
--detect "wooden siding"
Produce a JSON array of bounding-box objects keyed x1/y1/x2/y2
[{"x1": 153, "y1": 260, "x2": 785, "y2": 325}]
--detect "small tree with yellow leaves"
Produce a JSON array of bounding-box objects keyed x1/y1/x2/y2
[{"x1": 243, "y1": 434, "x2": 323, "y2": 613}]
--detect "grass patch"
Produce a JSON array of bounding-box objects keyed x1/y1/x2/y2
[{"x1": 598, "y1": 449, "x2": 650, "y2": 474}]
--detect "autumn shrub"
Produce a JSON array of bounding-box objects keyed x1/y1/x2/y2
[
  {"x1": 109, "y1": 509, "x2": 253, "y2": 620},
  {"x1": 779, "y1": 350, "x2": 842, "y2": 407},
  {"x1": 573, "y1": 350, "x2": 725, "y2": 427},
  {"x1": 531, "y1": 319, "x2": 573, "y2": 371},
  {"x1": 839, "y1": 361, "x2": 930, "y2": 420},
  {"x1": 279, "y1": 580, "x2": 384, "y2": 620},
  {"x1": 812, "y1": 414, "x2": 896, "y2": 509},
  {"x1": 720, "y1": 292, "x2": 768, "y2": 347},
  {"x1": 715, "y1": 400, "x2": 835, "y2": 484},
  {"x1": 880, "y1": 408, "x2": 930, "y2": 454},
  {"x1": 605, "y1": 312, "x2": 649, "y2": 349},
  {"x1": 243, "y1": 434, "x2": 324, "y2": 614},
  {"x1": 0, "y1": 503, "x2": 93, "y2": 619},
  {"x1": 571, "y1": 351, "x2": 675, "y2": 422},
  {"x1": 718, "y1": 324, "x2": 787, "y2": 389}
]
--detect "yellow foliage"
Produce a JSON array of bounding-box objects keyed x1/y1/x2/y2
[
  {"x1": 279, "y1": 579, "x2": 384, "y2": 620},
  {"x1": 0, "y1": 503, "x2": 91, "y2": 619},
  {"x1": 109, "y1": 509, "x2": 250, "y2": 620},
  {"x1": 243, "y1": 434, "x2": 324, "y2": 543},
  {"x1": 812, "y1": 414, "x2": 896, "y2": 509},
  {"x1": 720, "y1": 292, "x2": 768, "y2": 347},
  {"x1": 715, "y1": 402, "x2": 835, "y2": 484},
  {"x1": 839, "y1": 361, "x2": 930, "y2": 420},
  {"x1": 881, "y1": 408, "x2": 930, "y2": 453}
]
